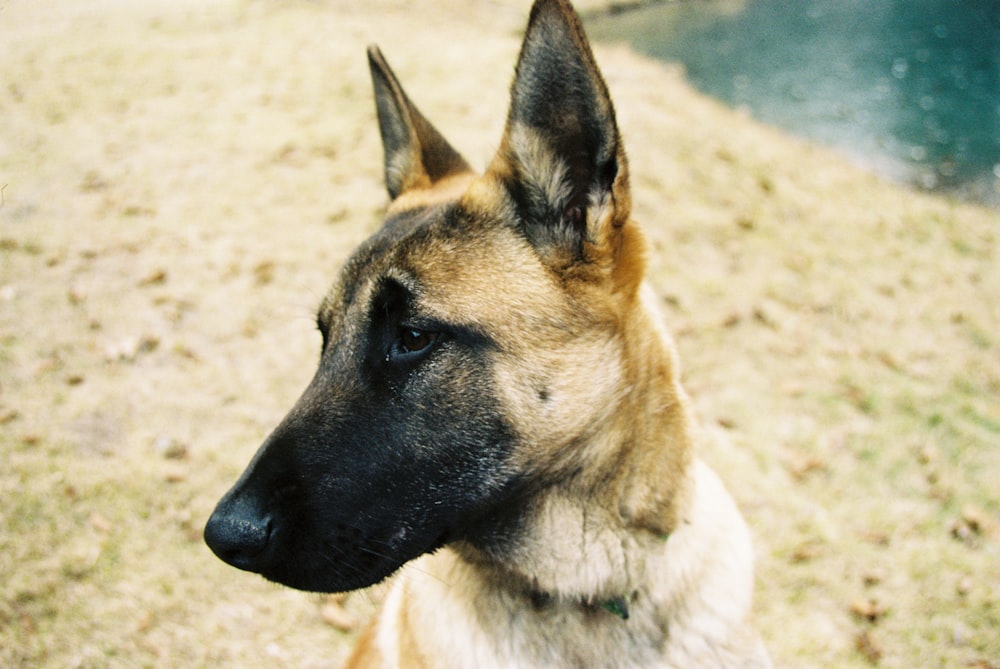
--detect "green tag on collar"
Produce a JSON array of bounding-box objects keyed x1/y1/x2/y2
[{"x1": 600, "y1": 596, "x2": 629, "y2": 620}]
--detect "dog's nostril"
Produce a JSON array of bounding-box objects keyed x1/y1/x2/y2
[{"x1": 204, "y1": 511, "x2": 272, "y2": 571}]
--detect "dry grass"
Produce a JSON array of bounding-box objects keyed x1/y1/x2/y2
[{"x1": 2, "y1": 1, "x2": 998, "y2": 667}]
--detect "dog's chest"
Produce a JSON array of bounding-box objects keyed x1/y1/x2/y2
[{"x1": 378, "y1": 553, "x2": 669, "y2": 669}]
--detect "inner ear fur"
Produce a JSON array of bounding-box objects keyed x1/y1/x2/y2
[
  {"x1": 489, "y1": 0, "x2": 632, "y2": 267},
  {"x1": 368, "y1": 45, "x2": 471, "y2": 200}
]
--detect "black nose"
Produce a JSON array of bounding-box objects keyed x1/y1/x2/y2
[{"x1": 204, "y1": 495, "x2": 272, "y2": 572}]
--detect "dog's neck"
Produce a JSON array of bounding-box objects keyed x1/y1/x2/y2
[
  {"x1": 464, "y1": 482, "x2": 678, "y2": 602},
  {"x1": 454, "y1": 284, "x2": 696, "y2": 606},
  {"x1": 613, "y1": 284, "x2": 696, "y2": 534}
]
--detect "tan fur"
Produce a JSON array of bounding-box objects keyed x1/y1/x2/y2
[
  {"x1": 340, "y1": 1, "x2": 770, "y2": 666},
  {"x1": 387, "y1": 172, "x2": 475, "y2": 216}
]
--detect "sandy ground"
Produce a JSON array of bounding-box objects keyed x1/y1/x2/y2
[{"x1": 2, "y1": 1, "x2": 998, "y2": 667}]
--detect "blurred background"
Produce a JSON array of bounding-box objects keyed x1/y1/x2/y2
[
  {"x1": 2, "y1": 1, "x2": 998, "y2": 667},
  {"x1": 588, "y1": 0, "x2": 1000, "y2": 206}
]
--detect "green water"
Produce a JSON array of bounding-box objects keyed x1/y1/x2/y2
[{"x1": 587, "y1": 0, "x2": 1000, "y2": 206}]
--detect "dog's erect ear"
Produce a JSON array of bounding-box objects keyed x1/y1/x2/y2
[
  {"x1": 368, "y1": 45, "x2": 472, "y2": 200},
  {"x1": 490, "y1": 0, "x2": 631, "y2": 267}
]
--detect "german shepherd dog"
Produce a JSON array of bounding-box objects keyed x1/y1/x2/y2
[{"x1": 205, "y1": 0, "x2": 770, "y2": 666}]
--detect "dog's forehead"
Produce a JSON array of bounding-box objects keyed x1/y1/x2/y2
[
  {"x1": 319, "y1": 200, "x2": 494, "y2": 313},
  {"x1": 317, "y1": 196, "x2": 563, "y2": 334},
  {"x1": 317, "y1": 204, "x2": 440, "y2": 319},
  {"x1": 350, "y1": 201, "x2": 470, "y2": 285}
]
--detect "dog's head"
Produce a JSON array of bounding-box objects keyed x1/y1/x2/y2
[{"x1": 204, "y1": 0, "x2": 665, "y2": 593}]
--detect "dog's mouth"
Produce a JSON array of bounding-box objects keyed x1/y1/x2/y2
[
  {"x1": 324, "y1": 522, "x2": 451, "y2": 585},
  {"x1": 205, "y1": 493, "x2": 453, "y2": 593},
  {"x1": 270, "y1": 521, "x2": 452, "y2": 593}
]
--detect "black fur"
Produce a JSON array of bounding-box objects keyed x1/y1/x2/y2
[{"x1": 204, "y1": 206, "x2": 522, "y2": 592}]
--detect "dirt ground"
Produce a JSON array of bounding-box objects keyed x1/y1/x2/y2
[{"x1": 2, "y1": 0, "x2": 998, "y2": 667}]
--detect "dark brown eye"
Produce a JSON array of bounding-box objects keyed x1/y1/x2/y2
[{"x1": 399, "y1": 327, "x2": 435, "y2": 354}]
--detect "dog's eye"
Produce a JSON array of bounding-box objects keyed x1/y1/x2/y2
[{"x1": 398, "y1": 327, "x2": 436, "y2": 354}]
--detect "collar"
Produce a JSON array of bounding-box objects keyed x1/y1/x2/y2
[
  {"x1": 529, "y1": 590, "x2": 632, "y2": 621},
  {"x1": 523, "y1": 532, "x2": 668, "y2": 622},
  {"x1": 599, "y1": 595, "x2": 630, "y2": 620}
]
